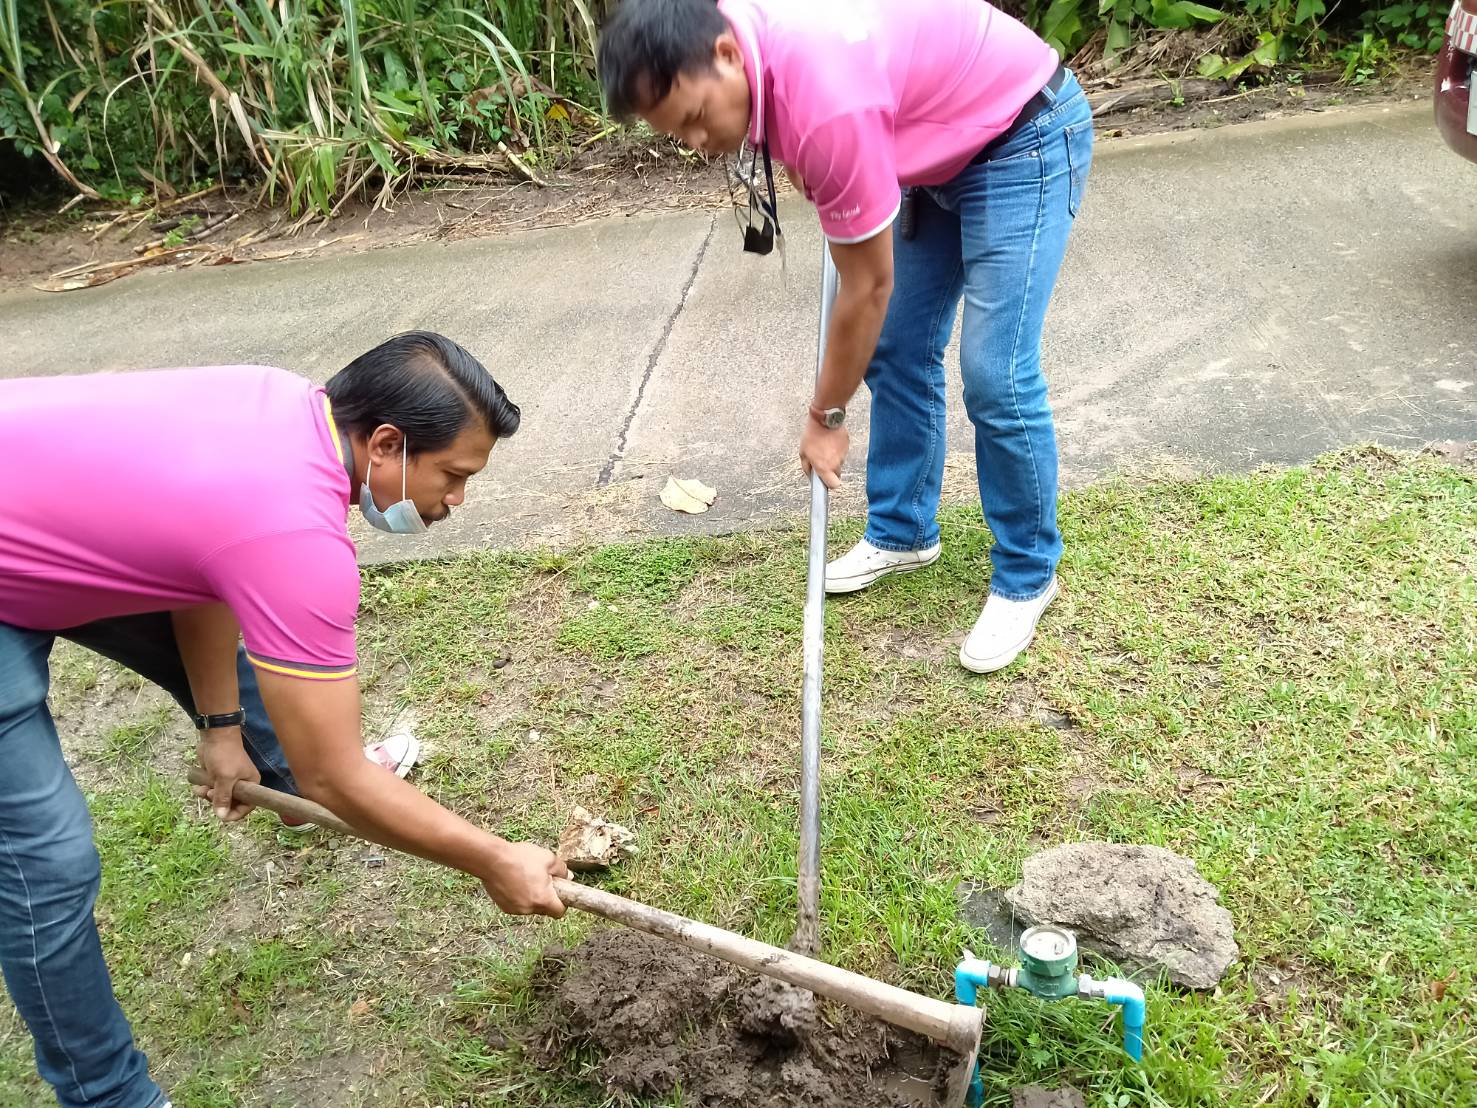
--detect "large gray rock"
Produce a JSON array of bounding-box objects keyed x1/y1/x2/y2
[{"x1": 1004, "y1": 842, "x2": 1238, "y2": 990}]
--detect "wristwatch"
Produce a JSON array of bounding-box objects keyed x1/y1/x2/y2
[
  {"x1": 192, "y1": 709, "x2": 246, "y2": 731},
  {"x1": 808, "y1": 404, "x2": 846, "y2": 429}
]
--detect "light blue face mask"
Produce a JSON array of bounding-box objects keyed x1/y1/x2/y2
[{"x1": 359, "y1": 437, "x2": 427, "y2": 535}]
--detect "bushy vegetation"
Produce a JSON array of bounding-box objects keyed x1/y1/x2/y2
[{"x1": 0, "y1": 0, "x2": 1446, "y2": 211}]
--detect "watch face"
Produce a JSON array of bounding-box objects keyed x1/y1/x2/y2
[{"x1": 825, "y1": 409, "x2": 844, "y2": 428}]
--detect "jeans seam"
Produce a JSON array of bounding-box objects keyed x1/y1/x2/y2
[
  {"x1": 0, "y1": 824, "x2": 88, "y2": 1104},
  {"x1": 1001, "y1": 127, "x2": 1049, "y2": 582},
  {"x1": 1035, "y1": 79, "x2": 1086, "y2": 129},
  {"x1": 865, "y1": 537, "x2": 923, "y2": 554},
  {"x1": 991, "y1": 578, "x2": 1055, "y2": 602},
  {"x1": 1035, "y1": 96, "x2": 1081, "y2": 130},
  {"x1": 906, "y1": 257, "x2": 964, "y2": 549}
]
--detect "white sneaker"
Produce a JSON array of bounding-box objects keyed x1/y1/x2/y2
[
  {"x1": 959, "y1": 577, "x2": 1059, "y2": 673},
  {"x1": 825, "y1": 539, "x2": 941, "y2": 595}
]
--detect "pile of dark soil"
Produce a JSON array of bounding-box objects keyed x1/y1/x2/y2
[{"x1": 528, "y1": 928, "x2": 964, "y2": 1107}]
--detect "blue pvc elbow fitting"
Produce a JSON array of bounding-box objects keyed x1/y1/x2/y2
[
  {"x1": 1109, "y1": 989, "x2": 1145, "y2": 1061},
  {"x1": 1093, "y1": 979, "x2": 1146, "y2": 1062}
]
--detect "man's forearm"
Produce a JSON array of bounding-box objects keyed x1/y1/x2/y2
[
  {"x1": 176, "y1": 604, "x2": 258, "y2": 820},
  {"x1": 255, "y1": 663, "x2": 564, "y2": 916},
  {"x1": 257, "y1": 672, "x2": 507, "y2": 880},
  {"x1": 171, "y1": 604, "x2": 242, "y2": 715},
  {"x1": 812, "y1": 277, "x2": 891, "y2": 411},
  {"x1": 304, "y1": 759, "x2": 509, "y2": 881}
]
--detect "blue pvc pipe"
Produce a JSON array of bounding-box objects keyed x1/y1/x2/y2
[
  {"x1": 955, "y1": 965, "x2": 986, "y2": 1008},
  {"x1": 953, "y1": 960, "x2": 1144, "y2": 1105},
  {"x1": 954, "y1": 964, "x2": 991, "y2": 1108},
  {"x1": 1104, "y1": 988, "x2": 1146, "y2": 1062}
]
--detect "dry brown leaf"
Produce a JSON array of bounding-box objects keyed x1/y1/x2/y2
[
  {"x1": 659, "y1": 476, "x2": 717, "y2": 514},
  {"x1": 254, "y1": 235, "x2": 345, "y2": 262},
  {"x1": 32, "y1": 268, "x2": 140, "y2": 292}
]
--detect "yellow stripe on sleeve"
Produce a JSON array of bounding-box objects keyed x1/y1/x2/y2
[{"x1": 247, "y1": 653, "x2": 357, "y2": 681}]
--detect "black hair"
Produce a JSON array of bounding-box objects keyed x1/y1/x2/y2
[
  {"x1": 597, "y1": 0, "x2": 729, "y2": 120},
  {"x1": 325, "y1": 331, "x2": 520, "y2": 454}
]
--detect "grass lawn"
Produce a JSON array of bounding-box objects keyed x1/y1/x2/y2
[{"x1": 1, "y1": 448, "x2": 1472, "y2": 1107}]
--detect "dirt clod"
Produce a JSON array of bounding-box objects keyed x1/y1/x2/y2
[{"x1": 529, "y1": 929, "x2": 962, "y2": 1107}]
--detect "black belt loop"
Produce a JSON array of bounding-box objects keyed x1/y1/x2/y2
[
  {"x1": 972, "y1": 63, "x2": 1069, "y2": 164},
  {"x1": 899, "y1": 186, "x2": 919, "y2": 241}
]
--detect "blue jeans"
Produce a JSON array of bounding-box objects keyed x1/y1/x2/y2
[
  {"x1": 0, "y1": 614, "x2": 292, "y2": 1107},
  {"x1": 863, "y1": 71, "x2": 1093, "y2": 601}
]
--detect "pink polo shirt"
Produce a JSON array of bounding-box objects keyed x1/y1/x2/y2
[
  {"x1": 719, "y1": 0, "x2": 1059, "y2": 243},
  {"x1": 0, "y1": 365, "x2": 360, "y2": 681}
]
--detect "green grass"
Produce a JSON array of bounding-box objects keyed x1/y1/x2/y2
[
  {"x1": 2, "y1": 449, "x2": 1473, "y2": 1107},
  {"x1": 102, "y1": 705, "x2": 174, "y2": 759}
]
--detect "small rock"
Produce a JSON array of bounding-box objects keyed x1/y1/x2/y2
[
  {"x1": 1011, "y1": 1087, "x2": 1086, "y2": 1108},
  {"x1": 1004, "y1": 841, "x2": 1238, "y2": 989}
]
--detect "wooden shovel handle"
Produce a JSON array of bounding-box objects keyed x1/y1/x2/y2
[{"x1": 184, "y1": 767, "x2": 985, "y2": 1060}]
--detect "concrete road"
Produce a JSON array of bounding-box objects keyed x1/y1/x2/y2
[{"x1": 4, "y1": 101, "x2": 1473, "y2": 561}]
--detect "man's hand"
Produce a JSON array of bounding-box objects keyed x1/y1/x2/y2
[
  {"x1": 193, "y1": 729, "x2": 261, "y2": 822},
  {"x1": 482, "y1": 841, "x2": 569, "y2": 918},
  {"x1": 799, "y1": 419, "x2": 849, "y2": 490}
]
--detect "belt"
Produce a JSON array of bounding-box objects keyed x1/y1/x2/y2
[{"x1": 972, "y1": 64, "x2": 1070, "y2": 164}]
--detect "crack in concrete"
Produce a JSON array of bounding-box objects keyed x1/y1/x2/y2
[{"x1": 598, "y1": 214, "x2": 716, "y2": 487}]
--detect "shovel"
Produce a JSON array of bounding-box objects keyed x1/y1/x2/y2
[
  {"x1": 187, "y1": 767, "x2": 983, "y2": 1105},
  {"x1": 793, "y1": 243, "x2": 840, "y2": 957}
]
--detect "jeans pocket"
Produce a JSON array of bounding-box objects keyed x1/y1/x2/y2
[
  {"x1": 1064, "y1": 118, "x2": 1093, "y2": 217},
  {"x1": 984, "y1": 142, "x2": 1041, "y2": 167}
]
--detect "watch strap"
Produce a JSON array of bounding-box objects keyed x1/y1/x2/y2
[
  {"x1": 192, "y1": 709, "x2": 246, "y2": 731},
  {"x1": 808, "y1": 404, "x2": 845, "y2": 429}
]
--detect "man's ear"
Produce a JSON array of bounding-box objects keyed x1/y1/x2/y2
[
  {"x1": 365, "y1": 423, "x2": 405, "y2": 465},
  {"x1": 713, "y1": 29, "x2": 742, "y2": 69}
]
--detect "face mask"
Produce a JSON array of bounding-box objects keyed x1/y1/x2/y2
[
  {"x1": 359, "y1": 437, "x2": 427, "y2": 535},
  {"x1": 728, "y1": 141, "x2": 783, "y2": 260}
]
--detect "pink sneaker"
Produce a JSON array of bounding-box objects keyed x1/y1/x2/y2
[
  {"x1": 364, "y1": 732, "x2": 420, "y2": 779},
  {"x1": 279, "y1": 733, "x2": 420, "y2": 832}
]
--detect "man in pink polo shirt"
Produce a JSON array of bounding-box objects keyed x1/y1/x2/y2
[
  {"x1": 599, "y1": 0, "x2": 1093, "y2": 672},
  {"x1": 0, "y1": 332, "x2": 566, "y2": 1108}
]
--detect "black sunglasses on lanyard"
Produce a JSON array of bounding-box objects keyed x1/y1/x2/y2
[{"x1": 728, "y1": 141, "x2": 783, "y2": 258}]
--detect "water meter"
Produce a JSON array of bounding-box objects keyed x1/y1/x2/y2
[{"x1": 1016, "y1": 925, "x2": 1079, "y2": 1000}]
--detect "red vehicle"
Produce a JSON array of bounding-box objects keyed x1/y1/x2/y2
[{"x1": 1436, "y1": 0, "x2": 1477, "y2": 161}]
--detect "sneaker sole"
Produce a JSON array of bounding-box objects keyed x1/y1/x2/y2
[
  {"x1": 825, "y1": 551, "x2": 940, "y2": 595},
  {"x1": 958, "y1": 578, "x2": 1060, "y2": 674}
]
